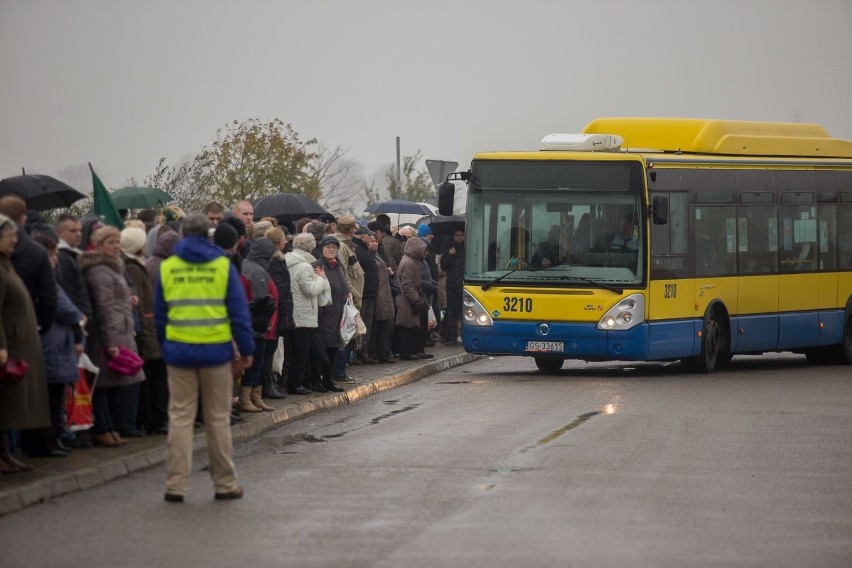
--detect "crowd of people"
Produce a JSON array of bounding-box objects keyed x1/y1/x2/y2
[{"x1": 0, "y1": 196, "x2": 465, "y2": 494}]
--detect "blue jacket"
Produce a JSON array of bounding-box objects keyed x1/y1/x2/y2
[{"x1": 154, "y1": 236, "x2": 254, "y2": 368}]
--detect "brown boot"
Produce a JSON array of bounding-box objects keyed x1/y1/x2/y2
[
  {"x1": 250, "y1": 387, "x2": 273, "y2": 411},
  {"x1": 238, "y1": 386, "x2": 262, "y2": 412}
]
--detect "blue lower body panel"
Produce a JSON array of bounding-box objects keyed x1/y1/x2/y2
[{"x1": 462, "y1": 321, "x2": 652, "y2": 361}]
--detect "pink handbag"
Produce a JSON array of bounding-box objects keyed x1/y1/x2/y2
[
  {"x1": 0, "y1": 357, "x2": 29, "y2": 386},
  {"x1": 107, "y1": 346, "x2": 143, "y2": 376}
]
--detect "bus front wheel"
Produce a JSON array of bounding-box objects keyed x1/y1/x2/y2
[
  {"x1": 534, "y1": 357, "x2": 564, "y2": 373},
  {"x1": 682, "y1": 307, "x2": 729, "y2": 373}
]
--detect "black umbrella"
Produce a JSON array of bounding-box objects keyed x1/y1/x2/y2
[
  {"x1": 0, "y1": 174, "x2": 86, "y2": 211},
  {"x1": 364, "y1": 199, "x2": 433, "y2": 216},
  {"x1": 253, "y1": 193, "x2": 328, "y2": 221},
  {"x1": 427, "y1": 214, "x2": 465, "y2": 237},
  {"x1": 110, "y1": 186, "x2": 172, "y2": 209}
]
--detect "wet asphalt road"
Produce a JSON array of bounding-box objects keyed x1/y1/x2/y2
[{"x1": 1, "y1": 353, "x2": 851, "y2": 567}]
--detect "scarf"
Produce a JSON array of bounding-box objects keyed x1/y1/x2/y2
[{"x1": 325, "y1": 257, "x2": 339, "y2": 269}]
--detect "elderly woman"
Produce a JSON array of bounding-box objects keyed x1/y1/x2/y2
[
  {"x1": 0, "y1": 214, "x2": 49, "y2": 472},
  {"x1": 284, "y1": 232, "x2": 328, "y2": 394},
  {"x1": 313, "y1": 236, "x2": 348, "y2": 392},
  {"x1": 80, "y1": 226, "x2": 146, "y2": 447},
  {"x1": 395, "y1": 237, "x2": 429, "y2": 360}
]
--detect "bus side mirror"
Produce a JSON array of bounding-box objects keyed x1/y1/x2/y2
[
  {"x1": 438, "y1": 181, "x2": 455, "y2": 216},
  {"x1": 651, "y1": 195, "x2": 668, "y2": 225}
]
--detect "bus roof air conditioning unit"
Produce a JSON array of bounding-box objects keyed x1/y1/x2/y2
[{"x1": 539, "y1": 133, "x2": 623, "y2": 152}]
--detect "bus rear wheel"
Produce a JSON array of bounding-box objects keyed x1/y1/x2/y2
[
  {"x1": 682, "y1": 307, "x2": 729, "y2": 373},
  {"x1": 534, "y1": 357, "x2": 564, "y2": 373}
]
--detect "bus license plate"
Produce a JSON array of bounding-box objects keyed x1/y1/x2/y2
[{"x1": 525, "y1": 341, "x2": 564, "y2": 353}]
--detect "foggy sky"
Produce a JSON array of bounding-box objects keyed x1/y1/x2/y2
[{"x1": 2, "y1": 0, "x2": 851, "y2": 197}]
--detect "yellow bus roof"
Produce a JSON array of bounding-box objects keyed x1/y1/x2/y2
[{"x1": 582, "y1": 117, "x2": 852, "y2": 158}]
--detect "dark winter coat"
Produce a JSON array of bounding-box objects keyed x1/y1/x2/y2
[
  {"x1": 268, "y1": 250, "x2": 293, "y2": 333},
  {"x1": 11, "y1": 228, "x2": 57, "y2": 334},
  {"x1": 354, "y1": 238, "x2": 378, "y2": 300},
  {"x1": 122, "y1": 252, "x2": 161, "y2": 361},
  {"x1": 42, "y1": 286, "x2": 83, "y2": 384},
  {"x1": 57, "y1": 242, "x2": 92, "y2": 321},
  {"x1": 0, "y1": 256, "x2": 49, "y2": 430},
  {"x1": 79, "y1": 252, "x2": 145, "y2": 388},
  {"x1": 241, "y1": 238, "x2": 277, "y2": 338},
  {"x1": 383, "y1": 234, "x2": 404, "y2": 272},
  {"x1": 315, "y1": 257, "x2": 348, "y2": 348},
  {"x1": 395, "y1": 238, "x2": 427, "y2": 329},
  {"x1": 374, "y1": 254, "x2": 395, "y2": 323},
  {"x1": 440, "y1": 240, "x2": 465, "y2": 289}
]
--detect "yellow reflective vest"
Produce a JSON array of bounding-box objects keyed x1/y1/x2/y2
[{"x1": 160, "y1": 255, "x2": 231, "y2": 344}]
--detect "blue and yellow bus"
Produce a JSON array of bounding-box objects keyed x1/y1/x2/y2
[{"x1": 441, "y1": 117, "x2": 852, "y2": 372}]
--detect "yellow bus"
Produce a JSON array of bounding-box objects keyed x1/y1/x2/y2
[{"x1": 440, "y1": 117, "x2": 852, "y2": 372}]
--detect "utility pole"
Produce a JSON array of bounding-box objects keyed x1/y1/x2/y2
[{"x1": 396, "y1": 136, "x2": 401, "y2": 199}]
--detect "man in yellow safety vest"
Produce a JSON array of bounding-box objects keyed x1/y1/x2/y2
[{"x1": 155, "y1": 213, "x2": 255, "y2": 503}]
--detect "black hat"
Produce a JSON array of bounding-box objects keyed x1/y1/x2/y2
[
  {"x1": 213, "y1": 223, "x2": 239, "y2": 250},
  {"x1": 354, "y1": 226, "x2": 375, "y2": 237},
  {"x1": 318, "y1": 213, "x2": 337, "y2": 224},
  {"x1": 319, "y1": 235, "x2": 340, "y2": 249},
  {"x1": 367, "y1": 220, "x2": 388, "y2": 233},
  {"x1": 221, "y1": 216, "x2": 246, "y2": 238}
]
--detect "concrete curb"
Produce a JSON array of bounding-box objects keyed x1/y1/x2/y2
[{"x1": 0, "y1": 351, "x2": 479, "y2": 516}]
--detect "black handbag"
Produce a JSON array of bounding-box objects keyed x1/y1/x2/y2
[{"x1": 248, "y1": 296, "x2": 275, "y2": 334}]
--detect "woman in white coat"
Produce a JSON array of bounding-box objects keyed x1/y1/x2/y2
[{"x1": 284, "y1": 233, "x2": 328, "y2": 394}]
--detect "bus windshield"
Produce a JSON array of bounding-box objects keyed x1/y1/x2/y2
[{"x1": 465, "y1": 160, "x2": 645, "y2": 287}]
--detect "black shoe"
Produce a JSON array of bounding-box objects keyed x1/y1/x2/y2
[
  {"x1": 70, "y1": 436, "x2": 93, "y2": 449},
  {"x1": 229, "y1": 412, "x2": 245, "y2": 425},
  {"x1": 150, "y1": 425, "x2": 169, "y2": 435},
  {"x1": 119, "y1": 429, "x2": 146, "y2": 438},
  {"x1": 53, "y1": 437, "x2": 73, "y2": 452},
  {"x1": 400, "y1": 355, "x2": 420, "y2": 361},
  {"x1": 262, "y1": 385, "x2": 288, "y2": 399},
  {"x1": 310, "y1": 383, "x2": 329, "y2": 393},
  {"x1": 325, "y1": 382, "x2": 345, "y2": 392},
  {"x1": 164, "y1": 493, "x2": 184, "y2": 503},
  {"x1": 287, "y1": 386, "x2": 312, "y2": 395},
  {"x1": 214, "y1": 486, "x2": 243, "y2": 500}
]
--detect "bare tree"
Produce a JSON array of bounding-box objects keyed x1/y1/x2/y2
[{"x1": 311, "y1": 142, "x2": 367, "y2": 215}]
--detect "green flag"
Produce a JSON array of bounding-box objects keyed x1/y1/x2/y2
[{"x1": 89, "y1": 163, "x2": 125, "y2": 230}]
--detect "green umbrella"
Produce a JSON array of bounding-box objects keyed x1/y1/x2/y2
[{"x1": 110, "y1": 186, "x2": 172, "y2": 209}]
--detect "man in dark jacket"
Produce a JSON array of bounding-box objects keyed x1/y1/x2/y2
[
  {"x1": 0, "y1": 196, "x2": 57, "y2": 334},
  {"x1": 155, "y1": 214, "x2": 254, "y2": 503},
  {"x1": 353, "y1": 226, "x2": 378, "y2": 364},
  {"x1": 55, "y1": 213, "x2": 93, "y2": 328},
  {"x1": 440, "y1": 229, "x2": 466, "y2": 345}
]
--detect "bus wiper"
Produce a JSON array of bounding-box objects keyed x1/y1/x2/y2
[
  {"x1": 558, "y1": 275, "x2": 623, "y2": 294},
  {"x1": 481, "y1": 269, "x2": 521, "y2": 291}
]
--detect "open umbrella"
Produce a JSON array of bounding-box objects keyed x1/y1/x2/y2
[
  {"x1": 364, "y1": 199, "x2": 434, "y2": 216},
  {"x1": 0, "y1": 174, "x2": 86, "y2": 211},
  {"x1": 427, "y1": 214, "x2": 466, "y2": 237},
  {"x1": 110, "y1": 186, "x2": 172, "y2": 209},
  {"x1": 253, "y1": 193, "x2": 328, "y2": 221}
]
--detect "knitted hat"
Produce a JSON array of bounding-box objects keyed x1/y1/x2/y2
[
  {"x1": 417, "y1": 224, "x2": 433, "y2": 237},
  {"x1": 119, "y1": 227, "x2": 147, "y2": 256},
  {"x1": 213, "y1": 223, "x2": 239, "y2": 250},
  {"x1": 319, "y1": 235, "x2": 340, "y2": 249}
]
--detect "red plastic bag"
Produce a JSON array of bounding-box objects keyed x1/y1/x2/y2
[{"x1": 66, "y1": 368, "x2": 94, "y2": 431}]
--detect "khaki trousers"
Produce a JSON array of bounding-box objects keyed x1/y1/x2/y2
[{"x1": 165, "y1": 363, "x2": 238, "y2": 495}]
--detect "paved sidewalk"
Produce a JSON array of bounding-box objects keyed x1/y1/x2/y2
[{"x1": 0, "y1": 344, "x2": 477, "y2": 516}]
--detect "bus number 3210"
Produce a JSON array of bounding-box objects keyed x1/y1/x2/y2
[{"x1": 504, "y1": 297, "x2": 533, "y2": 312}]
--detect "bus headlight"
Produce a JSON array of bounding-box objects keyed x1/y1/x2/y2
[
  {"x1": 596, "y1": 294, "x2": 644, "y2": 331},
  {"x1": 463, "y1": 291, "x2": 493, "y2": 327}
]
